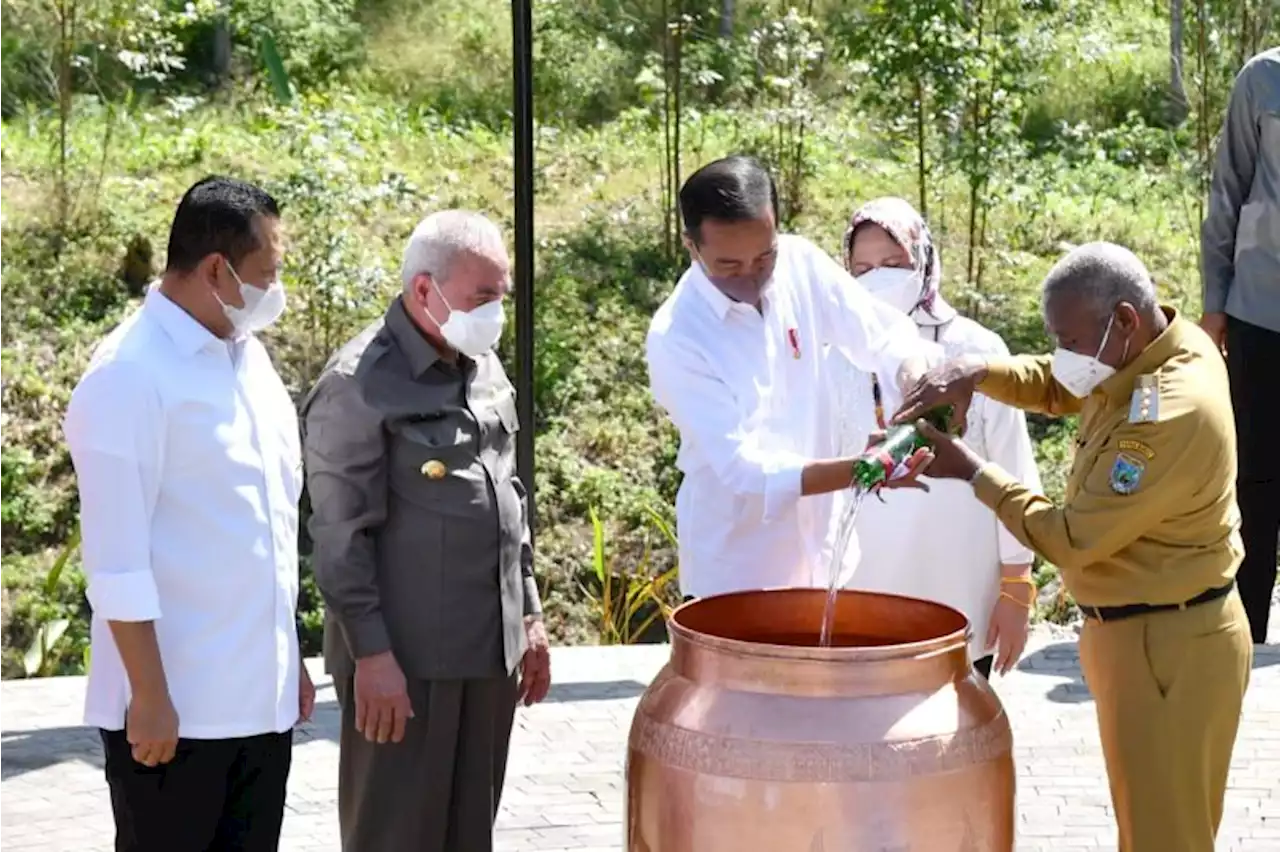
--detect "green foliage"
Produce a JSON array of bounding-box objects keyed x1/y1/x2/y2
[
  {"x1": 734, "y1": 8, "x2": 825, "y2": 227},
  {"x1": 4, "y1": 0, "x2": 1277, "y2": 674},
  {"x1": 230, "y1": 0, "x2": 363, "y2": 89},
  {"x1": 356, "y1": 0, "x2": 514, "y2": 126},
  {"x1": 1022, "y1": 5, "x2": 1174, "y2": 143},
  {"x1": 583, "y1": 506, "x2": 679, "y2": 645}
]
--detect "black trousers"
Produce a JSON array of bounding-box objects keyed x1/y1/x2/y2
[
  {"x1": 101, "y1": 727, "x2": 292, "y2": 852},
  {"x1": 1227, "y1": 316, "x2": 1280, "y2": 644}
]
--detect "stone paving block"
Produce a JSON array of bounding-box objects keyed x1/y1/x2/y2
[{"x1": 5, "y1": 624, "x2": 1280, "y2": 851}]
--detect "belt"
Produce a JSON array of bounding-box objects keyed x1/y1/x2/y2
[{"x1": 1079, "y1": 581, "x2": 1235, "y2": 623}]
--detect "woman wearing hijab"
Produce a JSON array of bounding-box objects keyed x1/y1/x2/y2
[{"x1": 827, "y1": 196, "x2": 1044, "y2": 677}]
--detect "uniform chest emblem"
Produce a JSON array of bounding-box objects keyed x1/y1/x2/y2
[{"x1": 1109, "y1": 452, "x2": 1145, "y2": 495}]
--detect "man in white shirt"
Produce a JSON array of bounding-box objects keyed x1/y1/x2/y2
[
  {"x1": 646, "y1": 156, "x2": 942, "y2": 599},
  {"x1": 63, "y1": 176, "x2": 315, "y2": 852}
]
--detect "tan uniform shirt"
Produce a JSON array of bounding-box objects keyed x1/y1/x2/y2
[
  {"x1": 301, "y1": 297, "x2": 540, "y2": 681},
  {"x1": 970, "y1": 307, "x2": 1243, "y2": 607}
]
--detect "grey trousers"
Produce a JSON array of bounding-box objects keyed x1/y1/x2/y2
[{"x1": 334, "y1": 674, "x2": 519, "y2": 852}]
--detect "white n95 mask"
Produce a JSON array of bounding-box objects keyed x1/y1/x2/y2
[
  {"x1": 858, "y1": 267, "x2": 924, "y2": 316},
  {"x1": 1051, "y1": 313, "x2": 1118, "y2": 397}
]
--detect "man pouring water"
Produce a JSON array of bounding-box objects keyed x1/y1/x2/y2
[
  {"x1": 646, "y1": 155, "x2": 942, "y2": 601},
  {"x1": 893, "y1": 242, "x2": 1252, "y2": 852}
]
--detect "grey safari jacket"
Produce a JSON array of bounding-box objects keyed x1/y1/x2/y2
[
  {"x1": 300, "y1": 297, "x2": 541, "y2": 682},
  {"x1": 1202, "y1": 47, "x2": 1280, "y2": 333}
]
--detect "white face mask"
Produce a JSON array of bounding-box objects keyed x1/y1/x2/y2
[
  {"x1": 858, "y1": 266, "x2": 924, "y2": 316},
  {"x1": 221, "y1": 262, "x2": 286, "y2": 335},
  {"x1": 430, "y1": 281, "x2": 505, "y2": 357},
  {"x1": 1051, "y1": 313, "x2": 1123, "y2": 398}
]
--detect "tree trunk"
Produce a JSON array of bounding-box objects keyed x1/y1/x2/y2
[
  {"x1": 56, "y1": 0, "x2": 74, "y2": 240},
  {"x1": 914, "y1": 76, "x2": 928, "y2": 218},
  {"x1": 719, "y1": 0, "x2": 734, "y2": 39},
  {"x1": 1168, "y1": 0, "x2": 1190, "y2": 125},
  {"x1": 212, "y1": 17, "x2": 232, "y2": 86}
]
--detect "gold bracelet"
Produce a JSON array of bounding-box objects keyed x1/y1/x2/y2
[
  {"x1": 1000, "y1": 576, "x2": 1035, "y2": 587},
  {"x1": 1000, "y1": 591, "x2": 1033, "y2": 610}
]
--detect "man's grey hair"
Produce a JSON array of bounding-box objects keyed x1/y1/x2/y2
[
  {"x1": 401, "y1": 210, "x2": 507, "y2": 291},
  {"x1": 1040, "y1": 241, "x2": 1159, "y2": 320}
]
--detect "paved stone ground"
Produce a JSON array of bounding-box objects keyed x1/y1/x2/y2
[{"x1": 4, "y1": 625, "x2": 1280, "y2": 852}]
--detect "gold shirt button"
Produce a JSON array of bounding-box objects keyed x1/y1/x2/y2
[{"x1": 421, "y1": 459, "x2": 447, "y2": 479}]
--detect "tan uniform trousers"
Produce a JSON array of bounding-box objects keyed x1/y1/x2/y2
[{"x1": 1078, "y1": 588, "x2": 1253, "y2": 852}]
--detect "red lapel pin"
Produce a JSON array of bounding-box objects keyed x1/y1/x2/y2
[{"x1": 787, "y1": 327, "x2": 801, "y2": 359}]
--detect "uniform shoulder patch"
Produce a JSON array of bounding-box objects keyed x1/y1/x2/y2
[
  {"x1": 1109, "y1": 452, "x2": 1146, "y2": 495},
  {"x1": 1128, "y1": 373, "x2": 1161, "y2": 424}
]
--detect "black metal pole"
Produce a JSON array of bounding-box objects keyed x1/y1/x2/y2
[{"x1": 512, "y1": 0, "x2": 536, "y2": 539}]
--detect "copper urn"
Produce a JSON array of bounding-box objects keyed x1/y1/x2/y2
[{"x1": 625, "y1": 588, "x2": 1015, "y2": 851}]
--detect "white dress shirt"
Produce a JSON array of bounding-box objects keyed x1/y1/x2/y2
[
  {"x1": 646, "y1": 234, "x2": 942, "y2": 599},
  {"x1": 64, "y1": 288, "x2": 301, "y2": 739},
  {"x1": 825, "y1": 301, "x2": 1042, "y2": 661}
]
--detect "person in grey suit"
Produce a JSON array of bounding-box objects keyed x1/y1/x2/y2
[
  {"x1": 1199, "y1": 47, "x2": 1280, "y2": 644},
  {"x1": 301, "y1": 210, "x2": 551, "y2": 851}
]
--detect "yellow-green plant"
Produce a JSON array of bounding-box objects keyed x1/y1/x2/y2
[
  {"x1": 22, "y1": 522, "x2": 80, "y2": 678},
  {"x1": 582, "y1": 505, "x2": 679, "y2": 645}
]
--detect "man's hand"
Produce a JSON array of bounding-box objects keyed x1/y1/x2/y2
[
  {"x1": 894, "y1": 354, "x2": 932, "y2": 394},
  {"x1": 298, "y1": 663, "x2": 316, "y2": 724},
  {"x1": 986, "y1": 570, "x2": 1034, "y2": 676},
  {"x1": 893, "y1": 354, "x2": 988, "y2": 429},
  {"x1": 863, "y1": 431, "x2": 934, "y2": 492},
  {"x1": 913, "y1": 421, "x2": 984, "y2": 481},
  {"x1": 354, "y1": 650, "x2": 414, "y2": 744},
  {"x1": 126, "y1": 691, "x2": 179, "y2": 767},
  {"x1": 518, "y1": 616, "x2": 551, "y2": 707},
  {"x1": 1199, "y1": 312, "x2": 1228, "y2": 356}
]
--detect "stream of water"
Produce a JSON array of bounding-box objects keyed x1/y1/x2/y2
[{"x1": 817, "y1": 486, "x2": 868, "y2": 647}]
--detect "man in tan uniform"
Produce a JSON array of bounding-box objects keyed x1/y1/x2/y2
[{"x1": 894, "y1": 242, "x2": 1253, "y2": 852}]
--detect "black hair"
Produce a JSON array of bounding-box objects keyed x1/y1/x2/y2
[
  {"x1": 165, "y1": 176, "x2": 281, "y2": 274},
  {"x1": 679, "y1": 155, "x2": 778, "y2": 244}
]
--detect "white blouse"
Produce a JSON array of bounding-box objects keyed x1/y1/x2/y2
[{"x1": 824, "y1": 306, "x2": 1042, "y2": 662}]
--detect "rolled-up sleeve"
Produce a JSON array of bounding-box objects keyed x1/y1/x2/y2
[
  {"x1": 302, "y1": 372, "x2": 392, "y2": 660},
  {"x1": 63, "y1": 363, "x2": 164, "y2": 623},
  {"x1": 1201, "y1": 63, "x2": 1259, "y2": 314},
  {"x1": 512, "y1": 476, "x2": 542, "y2": 617},
  {"x1": 647, "y1": 330, "x2": 806, "y2": 521},
  {"x1": 805, "y1": 238, "x2": 942, "y2": 391}
]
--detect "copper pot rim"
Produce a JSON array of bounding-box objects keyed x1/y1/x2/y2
[{"x1": 667, "y1": 587, "x2": 971, "y2": 663}]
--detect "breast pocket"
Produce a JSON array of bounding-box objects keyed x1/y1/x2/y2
[
  {"x1": 490, "y1": 392, "x2": 520, "y2": 476},
  {"x1": 388, "y1": 417, "x2": 493, "y2": 519}
]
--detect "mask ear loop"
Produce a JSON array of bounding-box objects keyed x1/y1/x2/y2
[{"x1": 421, "y1": 276, "x2": 454, "y2": 329}]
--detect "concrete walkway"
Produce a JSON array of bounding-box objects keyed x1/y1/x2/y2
[{"x1": 3, "y1": 628, "x2": 1280, "y2": 851}]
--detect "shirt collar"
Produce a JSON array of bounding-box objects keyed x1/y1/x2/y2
[
  {"x1": 1097, "y1": 305, "x2": 1185, "y2": 406},
  {"x1": 688, "y1": 262, "x2": 783, "y2": 320},
  {"x1": 143, "y1": 286, "x2": 223, "y2": 357},
  {"x1": 384, "y1": 296, "x2": 443, "y2": 377},
  {"x1": 689, "y1": 265, "x2": 735, "y2": 320}
]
